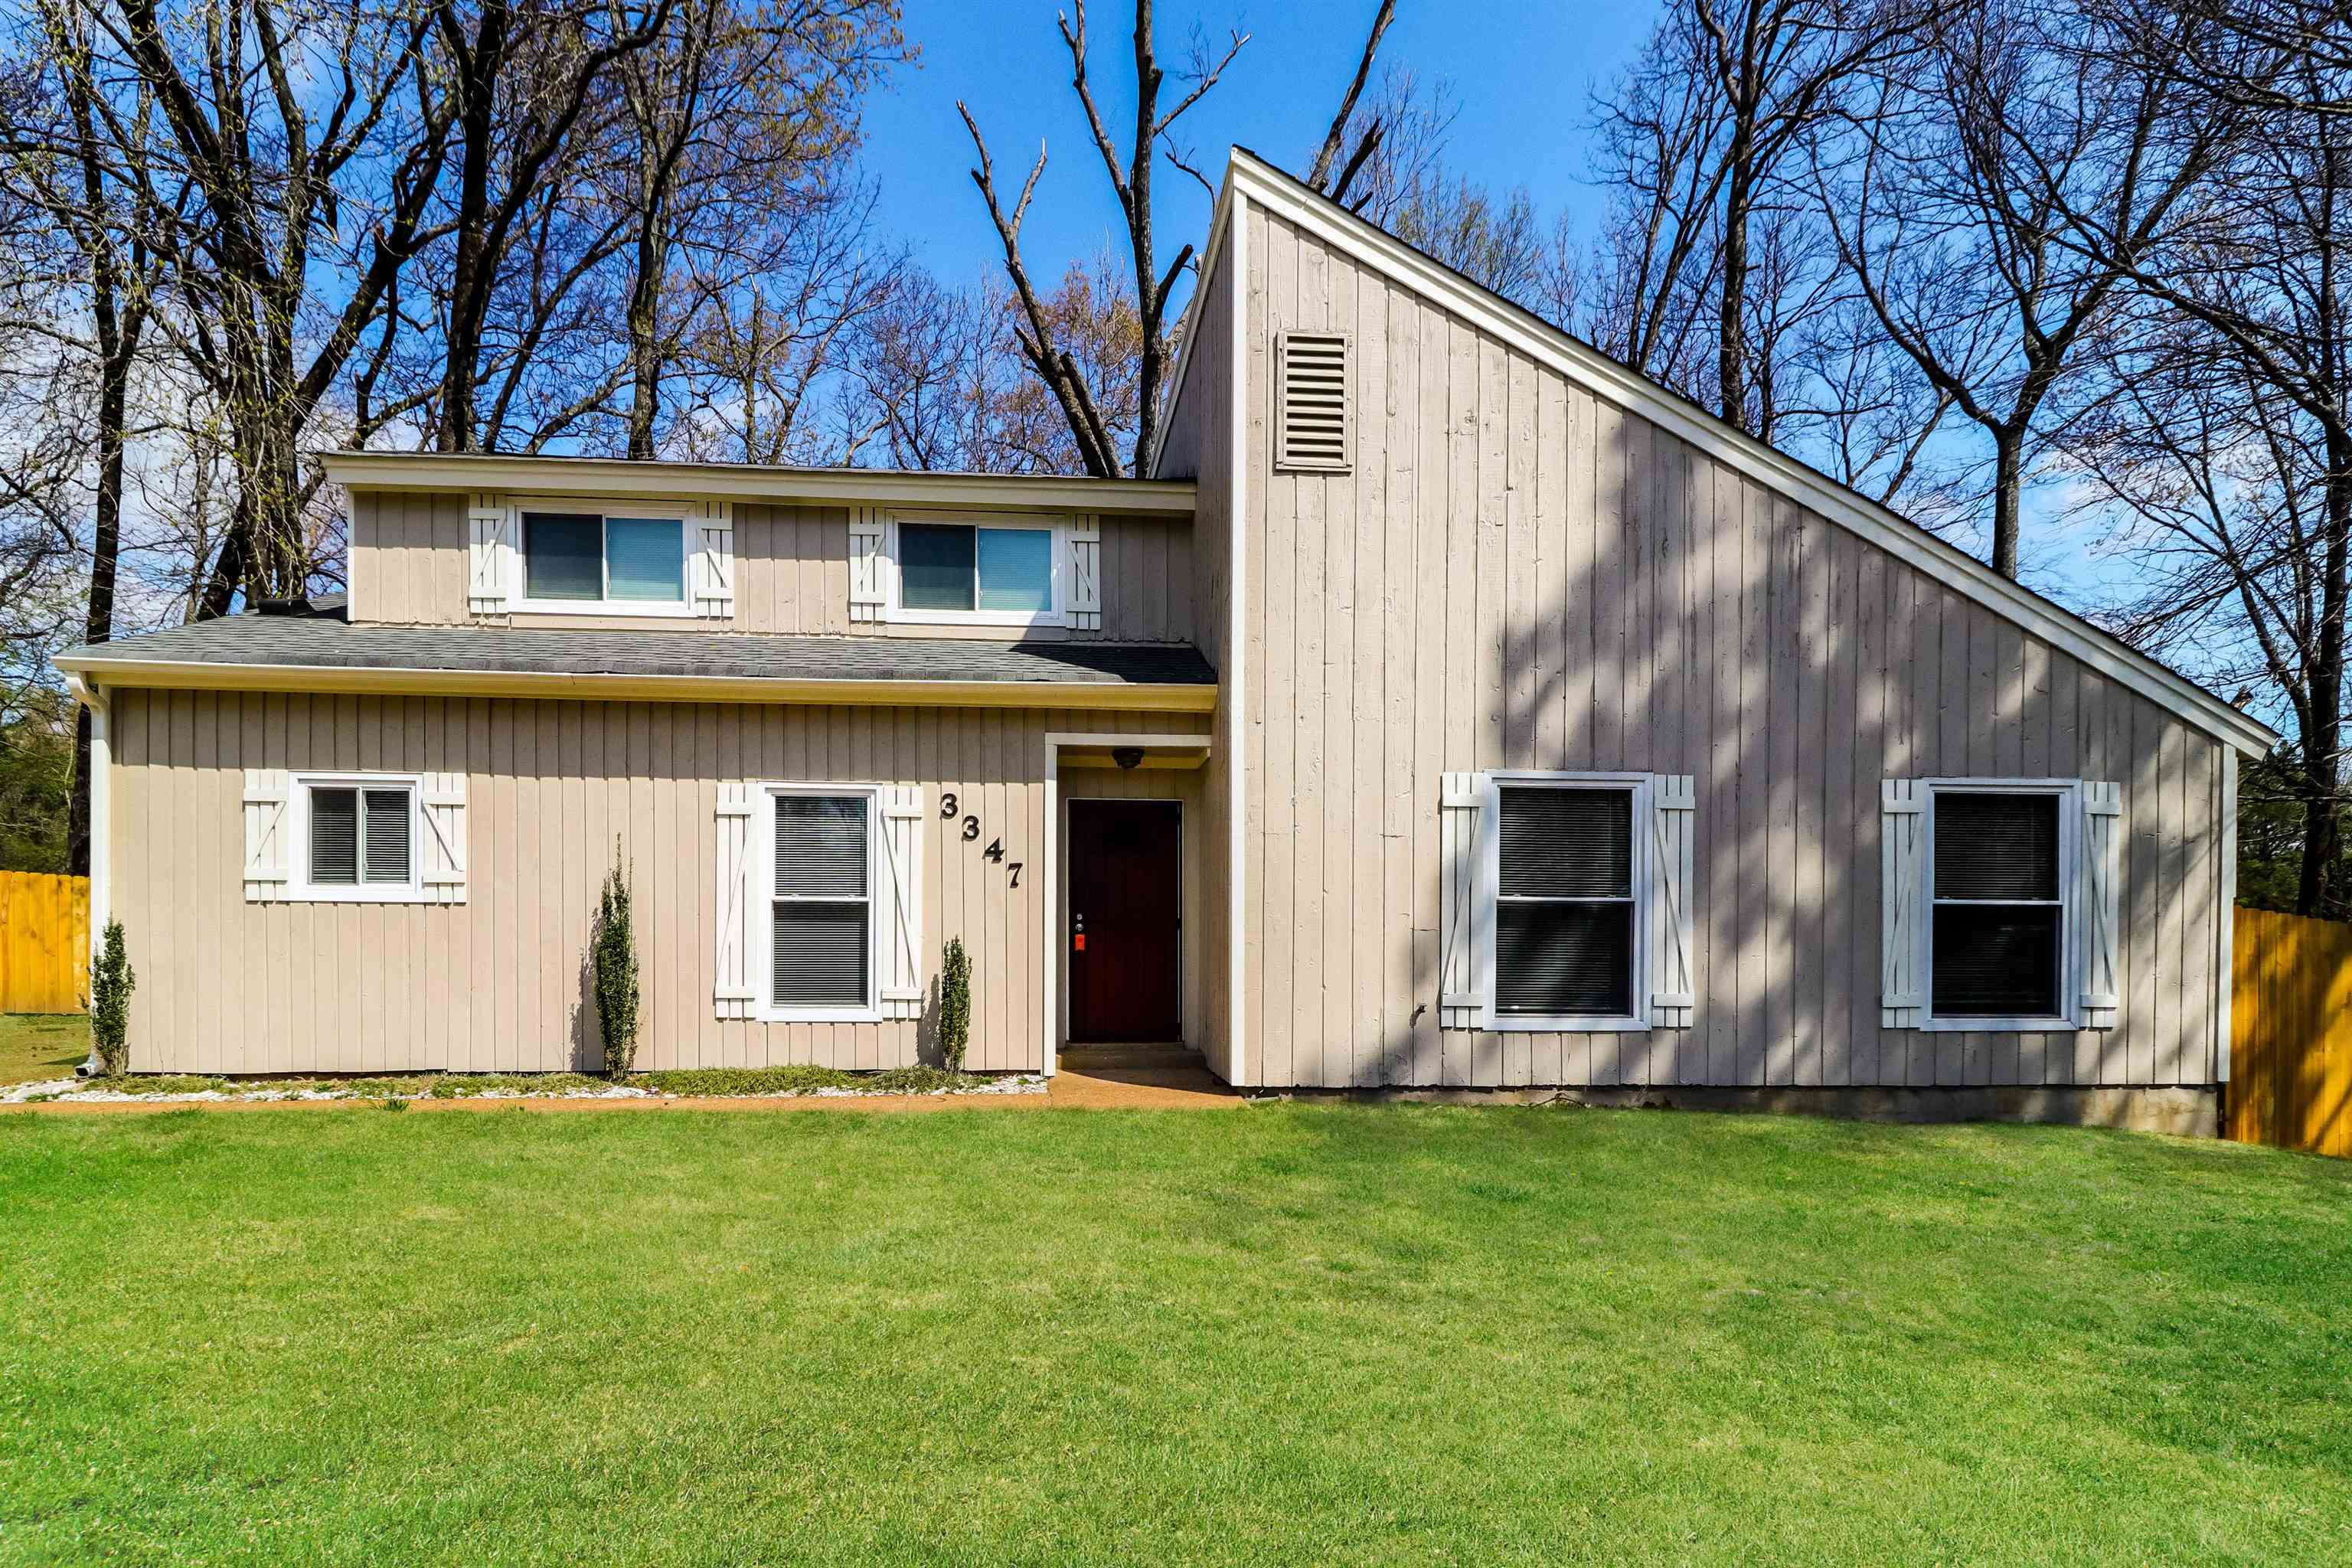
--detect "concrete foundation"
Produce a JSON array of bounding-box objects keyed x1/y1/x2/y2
[{"x1": 1259, "y1": 1083, "x2": 2220, "y2": 1137}]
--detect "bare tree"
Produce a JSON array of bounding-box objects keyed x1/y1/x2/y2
[
  {"x1": 2062, "y1": 2, "x2": 2352, "y2": 913},
  {"x1": 1811, "y1": 0, "x2": 2218, "y2": 577},
  {"x1": 1592, "y1": 0, "x2": 1928, "y2": 433}
]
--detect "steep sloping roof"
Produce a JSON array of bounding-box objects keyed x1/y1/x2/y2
[
  {"x1": 1171, "y1": 146, "x2": 2275, "y2": 759},
  {"x1": 56, "y1": 603, "x2": 1217, "y2": 707}
]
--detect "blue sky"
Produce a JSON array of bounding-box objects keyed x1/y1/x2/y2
[{"x1": 858, "y1": 1, "x2": 1658, "y2": 290}]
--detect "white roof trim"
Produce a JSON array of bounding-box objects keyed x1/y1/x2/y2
[
  {"x1": 54, "y1": 655, "x2": 1218, "y2": 713},
  {"x1": 1209, "y1": 148, "x2": 2276, "y2": 759},
  {"x1": 323, "y1": 451, "x2": 1197, "y2": 518}
]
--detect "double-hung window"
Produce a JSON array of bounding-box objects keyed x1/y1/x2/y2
[
  {"x1": 890, "y1": 516, "x2": 1061, "y2": 626},
  {"x1": 766, "y1": 788, "x2": 880, "y2": 1018},
  {"x1": 1486, "y1": 773, "x2": 1650, "y2": 1030},
  {"x1": 294, "y1": 774, "x2": 420, "y2": 900},
  {"x1": 1926, "y1": 783, "x2": 2076, "y2": 1028},
  {"x1": 517, "y1": 505, "x2": 690, "y2": 613}
]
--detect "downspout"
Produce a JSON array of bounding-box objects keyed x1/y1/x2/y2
[{"x1": 64, "y1": 674, "x2": 107, "y2": 1076}]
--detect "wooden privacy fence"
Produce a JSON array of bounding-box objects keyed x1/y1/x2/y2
[
  {"x1": 2230, "y1": 906, "x2": 2352, "y2": 1159},
  {"x1": 0, "y1": 871, "x2": 90, "y2": 1014}
]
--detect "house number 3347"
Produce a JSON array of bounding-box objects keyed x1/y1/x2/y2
[{"x1": 939, "y1": 792, "x2": 1021, "y2": 888}]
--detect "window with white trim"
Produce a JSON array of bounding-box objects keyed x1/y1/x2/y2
[
  {"x1": 515, "y1": 505, "x2": 691, "y2": 613},
  {"x1": 766, "y1": 787, "x2": 880, "y2": 1019},
  {"x1": 292, "y1": 774, "x2": 422, "y2": 901},
  {"x1": 1486, "y1": 773, "x2": 1651, "y2": 1030},
  {"x1": 1926, "y1": 782, "x2": 2077, "y2": 1028},
  {"x1": 887, "y1": 514, "x2": 1063, "y2": 626}
]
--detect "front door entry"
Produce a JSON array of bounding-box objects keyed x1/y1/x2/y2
[{"x1": 1067, "y1": 799, "x2": 1182, "y2": 1042}]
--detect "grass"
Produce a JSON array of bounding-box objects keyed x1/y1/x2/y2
[
  {"x1": 2, "y1": 1106, "x2": 2347, "y2": 1566},
  {"x1": 0, "y1": 1014, "x2": 85, "y2": 1085},
  {"x1": 6, "y1": 1063, "x2": 1014, "y2": 1101}
]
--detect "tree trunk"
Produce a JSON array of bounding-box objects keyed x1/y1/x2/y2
[
  {"x1": 2298, "y1": 446, "x2": 2352, "y2": 916},
  {"x1": 1717, "y1": 145, "x2": 1754, "y2": 433},
  {"x1": 1991, "y1": 425, "x2": 2023, "y2": 580},
  {"x1": 624, "y1": 144, "x2": 668, "y2": 459},
  {"x1": 438, "y1": 15, "x2": 505, "y2": 454}
]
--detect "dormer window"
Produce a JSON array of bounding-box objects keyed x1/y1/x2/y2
[
  {"x1": 513, "y1": 504, "x2": 694, "y2": 614},
  {"x1": 883, "y1": 514, "x2": 1065, "y2": 627}
]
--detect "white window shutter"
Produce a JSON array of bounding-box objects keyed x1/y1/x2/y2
[
  {"x1": 2079, "y1": 781, "x2": 2122, "y2": 1029},
  {"x1": 1069, "y1": 516, "x2": 1102, "y2": 631},
  {"x1": 695, "y1": 501, "x2": 735, "y2": 619},
  {"x1": 1880, "y1": 780, "x2": 1926, "y2": 1027},
  {"x1": 243, "y1": 769, "x2": 289, "y2": 902},
  {"x1": 714, "y1": 784, "x2": 758, "y2": 1019},
  {"x1": 878, "y1": 785, "x2": 925, "y2": 1020},
  {"x1": 849, "y1": 508, "x2": 887, "y2": 622},
  {"x1": 1439, "y1": 771, "x2": 1487, "y2": 1029},
  {"x1": 1649, "y1": 775, "x2": 1696, "y2": 1026},
  {"x1": 467, "y1": 494, "x2": 511, "y2": 614},
  {"x1": 420, "y1": 773, "x2": 468, "y2": 903}
]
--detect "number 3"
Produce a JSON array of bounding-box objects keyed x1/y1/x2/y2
[
  {"x1": 962, "y1": 815, "x2": 980, "y2": 841},
  {"x1": 940, "y1": 792, "x2": 959, "y2": 818}
]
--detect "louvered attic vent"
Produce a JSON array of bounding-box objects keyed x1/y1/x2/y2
[{"x1": 1276, "y1": 331, "x2": 1351, "y2": 472}]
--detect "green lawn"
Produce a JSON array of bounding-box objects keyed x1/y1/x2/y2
[
  {"x1": 3, "y1": 1106, "x2": 2347, "y2": 1566},
  {"x1": 0, "y1": 1014, "x2": 84, "y2": 1084}
]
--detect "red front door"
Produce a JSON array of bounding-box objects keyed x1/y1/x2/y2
[{"x1": 1067, "y1": 799, "x2": 1182, "y2": 1042}]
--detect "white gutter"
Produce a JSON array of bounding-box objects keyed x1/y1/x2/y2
[
  {"x1": 50, "y1": 655, "x2": 1219, "y2": 714},
  {"x1": 322, "y1": 451, "x2": 1198, "y2": 517},
  {"x1": 64, "y1": 673, "x2": 106, "y2": 1076}
]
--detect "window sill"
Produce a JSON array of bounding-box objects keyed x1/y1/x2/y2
[
  {"x1": 886, "y1": 608, "x2": 1067, "y2": 630},
  {"x1": 756, "y1": 1006, "x2": 885, "y2": 1025},
  {"x1": 1488, "y1": 1012, "x2": 1650, "y2": 1032},
  {"x1": 507, "y1": 598, "x2": 701, "y2": 618},
  {"x1": 282, "y1": 885, "x2": 437, "y2": 905},
  {"x1": 1920, "y1": 1015, "x2": 2079, "y2": 1033}
]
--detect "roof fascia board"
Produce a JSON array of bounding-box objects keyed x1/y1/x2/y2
[
  {"x1": 55, "y1": 655, "x2": 1218, "y2": 714},
  {"x1": 322, "y1": 452, "x2": 1197, "y2": 517},
  {"x1": 1146, "y1": 169, "x2": 1238, "y2": 479},
  {"x1": 1227, "y1": 150, "x2": 2276, "y2": 759}
]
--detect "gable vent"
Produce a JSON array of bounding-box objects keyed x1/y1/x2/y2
[{"x1": 1276, "y1": 331, "x2": 1351, "y2": 472}]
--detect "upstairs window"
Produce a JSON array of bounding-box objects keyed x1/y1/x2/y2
[
  {"x1": 888, "y1": 517, "x2": 1061, "y2": 626},
  {"x1": 1929, "y1": 787, "x2": 2071, "y2": 1024},
  {"x1": 519, "y1": 508, "x2": 687, "y2": 610},
  {"x1": 1491, "y1": 776, "x2": 1645, "y2": 1025}
]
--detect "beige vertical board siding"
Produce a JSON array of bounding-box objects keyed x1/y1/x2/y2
[
  {"x1": 1225, "y1": 206, "x2": 2233, "y2": 1089},
  {"x1": 349, "y1": 493, "x2": 1193, "y2": 645},
  {"x1": 107, "y1": 692, "x2": 1202, "y2": 1073}
]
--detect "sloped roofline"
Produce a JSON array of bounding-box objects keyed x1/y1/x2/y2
[{"x1": 1168, "y1": 146, "x2": 2274, "y2": 759}]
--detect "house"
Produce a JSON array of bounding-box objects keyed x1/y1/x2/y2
[{"x1": 57, "y1": 149, "x2": 2275, "y2": 1129}]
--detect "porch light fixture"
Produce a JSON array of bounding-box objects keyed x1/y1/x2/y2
[{"x1": 1112, "y1": 746, "x2": 1145, "y2": 771}]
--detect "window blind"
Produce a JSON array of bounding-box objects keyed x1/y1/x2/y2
[
  {"x1": 773, "y1": 904, "x2": 870, "y2": 1008},
  {"x1": 975, "y1": 528, "x2": 1052, "y2": 612},
  {"x1": 1494, "y1": 786, "x2": 1636, "y2": 1018},
  {"x1": 1934, "y1": 793, "x2": 2058, "y2": 900},
  {"x1": 1931, "y1": 791, "x2": 2063, "y2": 1017},
  {"x1": 523, "y1": 512, "x2": 603, "y2": 600},
  {"x1": 1498, "y1": 903, "x2": 1632, "y2": 1016},
  {"x1": 362, "y1": 789, "x2": 412, "y2": 884},
  {"x1": 310, "y1": 788, "x2": 359, "y2": 884},
  {"x1": 1499, "y1": 788, "x2": 1632, "y2": 899},
  {"x1": 899, "y1": 523, "x2": 975, "y2": 610},
  {"x1": 774, "y1": 795, "x2": 870, "y2": 1008},
  {"x1": 605, "y1": 517, "x2": 684, "y2": 603}
]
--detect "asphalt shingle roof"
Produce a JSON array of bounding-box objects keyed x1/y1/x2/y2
[{"x1": 61, "y1": 602, "x2": 1217, "y2": 688}]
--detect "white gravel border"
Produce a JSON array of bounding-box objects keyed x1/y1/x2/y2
[{"x1": 3, "y1": 1074, "x2": 1050, "y2": 1106}]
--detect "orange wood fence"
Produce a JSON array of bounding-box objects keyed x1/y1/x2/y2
[
  {"x1": 0, "y1": 872, "x2": 89, "y2": 1014},
  {"x1": 2230, "y1": 906, "x2": 2352, "y2": 1158}
]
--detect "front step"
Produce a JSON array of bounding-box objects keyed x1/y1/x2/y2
[{"x1": 1059, "y1": 1044, "x2": 1207, "y2": 1073}]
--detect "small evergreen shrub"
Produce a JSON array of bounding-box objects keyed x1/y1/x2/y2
[
  {"x1": 90, "y1": 918, "x2": 134, "y2": 1076},
  {"x1": 591, "y1": 841, "x2": 642, "y2": 1076},
  {"x1": 939, "y1": 936, "x2": 972, "y2": 1072}
]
